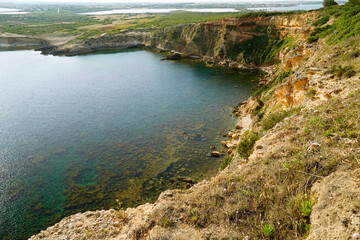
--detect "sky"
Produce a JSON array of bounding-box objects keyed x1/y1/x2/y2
[{"x1": 0, "y1": 0, "x2": 324, "y2": 3}]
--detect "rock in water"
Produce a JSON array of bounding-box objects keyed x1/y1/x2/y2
[
  {"x1": 211, "y1": 151, "x2": 221, "y2": 157},
  {"x1": 177, "y1": 177, "x2": 193, "y2": 183},
  {"x1": 167, "y1": 53, "x2": 182, "y2": 60}
]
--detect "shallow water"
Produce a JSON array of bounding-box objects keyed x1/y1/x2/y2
[{"x1": 0, "y1": 50, "x2": 260, "y2": 239}]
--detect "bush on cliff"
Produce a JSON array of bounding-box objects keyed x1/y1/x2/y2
[
  {"x1": 309, "y1": 3, "x2": 360, "y2": 44},
  {"x1": 228, "y1": 35, "x2": 295, "y2": 65},
  {"x1": 348, "y1": 0, "x2": 360, "y2": 5},
  {"x1": 312, "y1": 15, "x2": 330, "y2": 27},
  {"x1": 323, "y1": 0, "x2": 338, "y2": 7},
  {"x1": 253, "y1": 71, "x2": 293, "y2": 96},
  {"x1": 237, "y1": 131, "x2": 259, "y2": 159}
]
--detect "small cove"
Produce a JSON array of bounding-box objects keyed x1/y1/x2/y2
[{"x1": 0, "y1": 49, "x2": 260, "y2": 239}]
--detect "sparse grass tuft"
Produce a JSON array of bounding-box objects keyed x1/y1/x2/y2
[
  {"x1": 261, "y1": 107, "x2": 302, "y2": 130},
  {"x1": 331, "y1": 65, "x2": 356, "y2": 78},
  {"x1": 253, "y1": 71, "x2": 293, "y2": 96},
  {"x1": 262, "y1": 223, "x2": 275, "y2": 237},
  {"x1": 306, "y1": 89, "x2": 317, "y2": 99},
  {"x1": 161, "y1": 218, "x2": 170, "y2": 228},
  {"x1": 221, "y1": 154, "x2": 233, "y2": 170},
  {"x1": 299, "y1": 199, "x2": 313, "y2": 217}
]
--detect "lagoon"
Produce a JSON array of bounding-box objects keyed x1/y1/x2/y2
[{"x1": 0, "y1": 50, "x2": 259, "y2": 239}]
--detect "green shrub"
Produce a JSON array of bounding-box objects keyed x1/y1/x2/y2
[
  {"x1": 227, "y1": 34, "x2": 294, "y2": 64},
  {"x1": 257, "y1": 111, "x2": 265, "y2": 121},
  {"x1": 307, "y1": 25, "x2": 334, "y2": 43},
  {"x1": 253, "y1": 71, "x2": 293, "y2": 96},
  {"x1": 253, "y1": 99, "x2": 264, "y2": 115},
  {"x1": 237, "y1": 131, "x2": 259, "y2": 159},
  {"x1": 220, "y1": 154, "x2": 233, "y2": 170},
  {"x1": 262, "y1": 107, "x2": 301, "y2": 130},
  {"x1": 332, "y1": 65, "x2": 356, "y2": 77},
  {"x1": 319, "y1": 3, "x2": 360, "y2": 44},
  {"x1": 226, "y1": 25, "x2": 236, "y2": 31},
  {"x1": 262, "y1": 223, "x2": 275, "y2": 237},
  {"x1": 240, "y1": 21, "x2": 257, "y2": 26},
  {"x1": 307, "y1": 36, "x2": 319, "y2": 44},
  {"x1": 299, "y1": 199, "x2": 314, "y2": 217},
  {"x1": 348, "y1": 0, "x2": 360, "y2": 5},
  {"x1": 238, "y1": 11, "x2": 298, "y2": 19},
  {"x1": 312, "y1": 15, "x2": 330, "y2": 26},
  {"x1": 323, "y1": 0, "x2": 338, "y2": 7}
]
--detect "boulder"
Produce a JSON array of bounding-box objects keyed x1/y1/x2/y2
[
  {"x1": 167, "y1": 53, "x2": 182, "y2": 60},
  {"x1": 211, "y1": 151, "x2": 221, "y2": 157}
]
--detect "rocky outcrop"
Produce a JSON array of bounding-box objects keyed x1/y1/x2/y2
[
  {"x1": 0, "y1": 35, "x2": 48, "y2": 48},
  {"x1": 307, "y1": 169, "x2": 360, "y2": 240},
  {"x1": 36, "y1": 12, "x2": 317, "y2": 65},
  {"x1": 39, "y1": 32, "x2": 145, "y2": 56},
  {"x1": 275, "y1": 73, "x2": 309, "y2": 108}
]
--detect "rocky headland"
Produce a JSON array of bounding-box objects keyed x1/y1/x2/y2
[{"x1": 22, "y1": 7, "x2": 360, "y2": 240}]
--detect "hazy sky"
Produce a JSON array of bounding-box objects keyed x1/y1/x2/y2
[{"x1": 0, "y1": 0, "x2": 324, "y2": 3}]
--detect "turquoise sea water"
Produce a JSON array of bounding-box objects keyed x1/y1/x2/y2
[{"x1": 0, "y1": 50, "x2": 259, "y2": 239}]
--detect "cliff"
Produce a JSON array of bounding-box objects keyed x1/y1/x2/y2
[
  {"x1": 37, "y1": 12, "x2": 316, "y2": 66},
  {"x1": 30, "y1": 8, "x2": 360, "y2": 240}
]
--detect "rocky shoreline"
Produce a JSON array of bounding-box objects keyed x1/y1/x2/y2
[{"x1": 23, "y1": 9, "x2": 360, "y2": 239}]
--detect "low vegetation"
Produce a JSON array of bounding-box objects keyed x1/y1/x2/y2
[
  {"x1": 238, "y1": 11, "x2": 301, "y2": 19},
  {"x1": 331, "y1": 65, "x2": 356, "y2": 78},
  {"x1": 311, "y1": 15, "x2": 330, "y2": 27},
  {"x1": 237, "y1": 131, "x2": 259, "y2": 159},
  {"x1": 262, "y1": 223, "x2": 275, "y2": 237},
  {"x1": 227, "y1": 35, "x2": 295, "y2": 64},
  {"x1": 220, "y1": 154, "x2": 233, "y2": 170},
  {"x1": 0, "y1": 12, "x2": 99, "y2": 35},
  {"x1": 177, "y1": 92, "x2": 360, "y2": 239},
  {"x1": 0, "y1": 11, "x2": 240, "y2": 37},
  {"x1": 261, "y1": 107, "x2": 302, "y2": 130},
  {"x1": 308, "y1": 1, "x2": 360, "y2": 44},
  {"x1": 253, "y1": 70, "x2": 293, "y2": 96}
]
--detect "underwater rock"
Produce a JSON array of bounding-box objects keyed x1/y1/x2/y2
[
  {"x1": 177, "y1": 177, "x2": 193, "y2": 183},
  {"x1": 167, "y1": 53, "x2": 182, "y2": 60}
]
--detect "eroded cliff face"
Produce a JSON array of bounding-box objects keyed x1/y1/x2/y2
[{"x1": 38, "y1": 12, "x2": 317, "y2": 65}]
